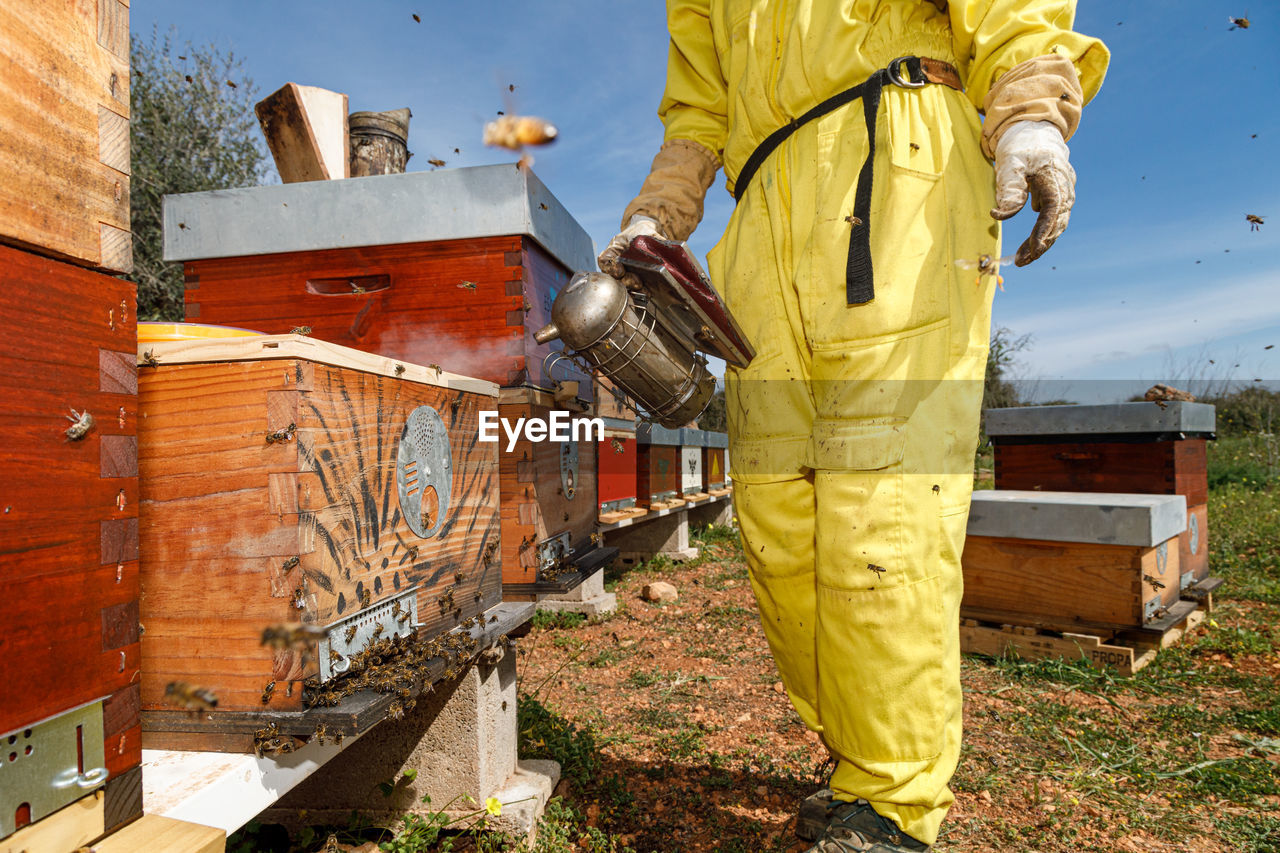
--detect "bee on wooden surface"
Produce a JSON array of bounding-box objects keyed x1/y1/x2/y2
[
  {"x1": 1144, "y1": 574, "x2": 1167, "y2": 590},
  {"x1": 261, "y1": 680, "x2": 276, "y2": 704},
  {"x1": 344, "y1": 624, "x2": 359, "y2": 644},
  {"x1": 292, "y1": 586, "x2": 306, "y2": 610},
  {"x1": 428, "y1": 363, "x2": 443, "y2": 376},
  {"x1": 361, "y1": 589, "x2": 373, "y2": 608},
  {"x1": 139, "y1": 348, "x2": 160, "y2": 368},
  {"x1": 610, "y1": 437, "x2": 625, "y2": 454},
  {"x1": 1247, "y1": 214, "x2": 1265, "y2": 231},
  {"x1": 455, "y1": 570, "x2": 467, "y2": 584},
  {"x1": 164, "y1": 681, "x2": 218, "y2": 711},
  {"x1": 457, "y1": 280, "x2": 477, "y2": 290},
  {"x1": 64, "y1": 408, "x2": 95, "y2": 441},
  {"x1": 483, "y1": 115, "x2": 558, "y2": 150},
  {"x1": 483, "y1": 540, "x2": 499, "y2": 563},
  {"x1": 1229, "y1": 15, "x2": 1250, "y2": 29},
  {"x1": 406, "y1": 545, "x2": 420, "y2": 563},
  {"x1": 281, "y1": 555, "x2": 300, "y2": 572},
  {"x1": 387, "y1": 701, "x2": 405, "y2": 721},
  {"x1": 313, "y1": 723, "x2": 328, "y2": 745},
  {"x1": 866, "y1": 563, "x2": 887, "y2": 579},
  {"x1": 333, "y1": 730, "x2": 345, "y2": 745},
  {"x1": 260, "y1": 623, "x2": 325, "y2": 650},
  {"x1": 266, "y1": 423, "x2": 297, "y2": 444},
  {"x1": 490, "y1": 614, "x2": 499, "y2": 624},
  {"x1": 395, "y1": 364, "x2": 406, "y2": 376},
  {"x1": 290, "y1": 326, "x2": 312, "y2": 336},
  {"x1": 451, "y1": 396, "x2": 462, "y2": 415}
]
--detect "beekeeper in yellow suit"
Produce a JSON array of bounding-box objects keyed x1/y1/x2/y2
[{"x1": 599, "y1": 1, "x2": 1107, "y2": 850}]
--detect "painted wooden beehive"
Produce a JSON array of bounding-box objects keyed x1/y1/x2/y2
[
  {"x1": 987, "y1": 402, "x2": 1215, "y2": 590},
  {"x1": 597, "y1": 417, "x2": 639, "y2": 516},
  {"x1": 0, "y1": 245, "x2": 141, "y2": 840},
  {"x1": 137, "y1": 333, "x2": 500, "y2": 730},
  {"x1": 962, "y1": 491, "x2": 1189, "y2": 631},
  {"x1": 496, "y1": 387, "x2": 607, "y2": 597},
  {"x1": 162, "y1": 165, "x2": 593, "y2": 396},
  {"x1": 702, "y1": 432, "x2": 729, "y2": 491},
  {"x1": 0, "y1": 0, "x2": 132, "y2": 275},
  {"x1": 636, "y1": 424, "x2": 683, "y2": 508}
]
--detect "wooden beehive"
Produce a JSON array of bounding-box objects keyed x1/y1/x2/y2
[
  {"x1": 962, "y1": 491, "x2": 1189, "y2": 631},
  {"x1": 164, "y1": 166, "x2": 593, "y2": 394},
  {"x1": 988, "y1": 402, "x2": 1214, "y2": 589},
  {"x1": 637, "y1": 424, "x2": 683, "y2": 508},
  {"x1": 497, "y1": 387, "x2": 607, "y2": 597},
  {"x1": 137, "y1": 334, "x2": 501, "y2": 734},
  {"x1": 702, "y1": 432, "x2": 728, "y2": 491},
  {"x1": 0, "y1": 0, "x2": 132, "y2": 273},
  {"x1": 598, "y1": 417, "x2": 638, "y2": 516},
  {"x1": 0, "y1": 246, "x2": 141, "y2": 840}
]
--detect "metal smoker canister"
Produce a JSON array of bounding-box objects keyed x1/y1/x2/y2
[{"x1": 534, "y1": 272, "x2": 714, "y2": 428}]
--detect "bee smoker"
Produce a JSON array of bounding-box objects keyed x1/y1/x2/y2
[{"x1": 534, "y1": 236, "x2": 755, "y2": 428}]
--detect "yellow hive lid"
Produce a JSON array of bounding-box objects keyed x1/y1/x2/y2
[{"x1": 137, "y1": 322, "x2": 263, "y2": 343}]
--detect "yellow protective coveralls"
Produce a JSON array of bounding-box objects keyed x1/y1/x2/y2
[{"x1": 632, "y1": 1, "x2": 1108, "y2": 844}]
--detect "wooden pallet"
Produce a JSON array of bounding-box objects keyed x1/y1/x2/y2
[
  {"x1": 1182, "y1": 576, "x2": 1223, "y2": 612},
  {"x1": 961, "y1": 604, "x2": 1205, "y2": 676},
  {"x1": 599, "y1": 506, "x2": 648, "y2": 524}
]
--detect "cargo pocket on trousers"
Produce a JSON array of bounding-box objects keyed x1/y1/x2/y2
[{"x1": 818, "y1": 573, "x2": 948, "y2": 763}]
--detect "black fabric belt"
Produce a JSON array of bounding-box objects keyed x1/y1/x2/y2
[{"x1": 731, "y1": 56, "x2": 963, "y2": 306}]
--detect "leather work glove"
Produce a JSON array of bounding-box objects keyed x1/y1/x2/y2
[
  {"x1": 597, "y1": 214, "x2": 664, "y2": 278},
  {"x1": 989, "y1": 120, "x2": 1075, "y2": 267}
]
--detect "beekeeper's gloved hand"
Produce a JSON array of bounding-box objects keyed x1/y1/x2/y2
[
  {"x1": 598, "y1": 215, "x2": 664, "y2": 279},
  {"x1": 989, "y1": 120, "x2": 1075, "y2": 267}
]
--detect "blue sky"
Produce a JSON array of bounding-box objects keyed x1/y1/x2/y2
[{"x1": 136, "y1": 1, "x2": 1279, "y2": 401}]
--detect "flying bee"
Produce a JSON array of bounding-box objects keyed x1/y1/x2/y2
[
  {"x1": 261, "y1": 680, "x2": 276, "y2": 704},
  {"x1": 290, "y1": 326, "x2": 312, "y2": 336},
  {"x1": 1144, "y1": 574, "x2": 1167, "y2": 590},
  {"x1": 164, "y1": 681, "x2": 218, "y2": 711},
  {"x1": 954, "y1": 253, "x2": 1016, "y2": 289},
  {"x1": 64, "y1": 408, "x2": 95, "y2": 441},
  {"x1": 345, "y1": 624, "x2": 359, "y2": 644},
  {"x1": 1247, "y1": 214, "x2": 1265, "y2": 231},
  {"x1": 261, "y1": 622, "x2": 326, "y2": 650},
  {"x1": 427, "y1": 158, "x2": 446, "y2": 168},
  {"x1": 350, "y1": 281, "x2": 366, "y2": 294},
  {"x1": 387, "y1": 701, "x2": 405, "y2": 721},
  {"x1": 483, "y1": 115, "x2": 558, "y2": 150},
  {"x1": 1229, "y1": 15, "x2": 1250, "y2": 29},
  {"x1": 457, "y1": 280, "x2": 477, "y2": 290}
]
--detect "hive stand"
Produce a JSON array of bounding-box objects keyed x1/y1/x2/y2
[
  {"x1": 537, "y1": 568, "x2": 618, "y2": 618},
  {"x1": 262, "y1": 636, "x2": 558, "y2": 844}
]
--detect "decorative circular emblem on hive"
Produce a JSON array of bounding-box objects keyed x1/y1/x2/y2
[
  {"x1": 1156, "y1": 540, "x2": 1169, "y2": 575},
  {"x1": 560, "y1": 438, "x2": 578, "y2": 500},
  {"x1": 1188, "y1": 511, "x2": 1200, "y2": 555},
  {"x1": 396, "y1": 406, "x2": 452, "y2": 538}
]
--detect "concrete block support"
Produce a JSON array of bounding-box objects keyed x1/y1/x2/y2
[
  {"x1": 263, "y1": 648, "x2": 558, "y2": 844},
  {"x1": 537, "y1": 568, "x2": 617, "y2": 618},
  {"x1": 606, "y1": 508, "x2": 699, "y2": 567}
]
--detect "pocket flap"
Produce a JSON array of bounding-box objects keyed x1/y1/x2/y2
[{"x1": 805, "y1": 418, "x2": 906, "y2": 471}]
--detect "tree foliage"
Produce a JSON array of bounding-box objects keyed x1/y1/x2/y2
[{"x1": 129, "y1": 30, "x2": 271, "y2": 321}]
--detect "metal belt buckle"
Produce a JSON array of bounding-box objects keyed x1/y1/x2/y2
[{"x1": 885, "y1": 56, "x2": 926, "y2": 89}]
